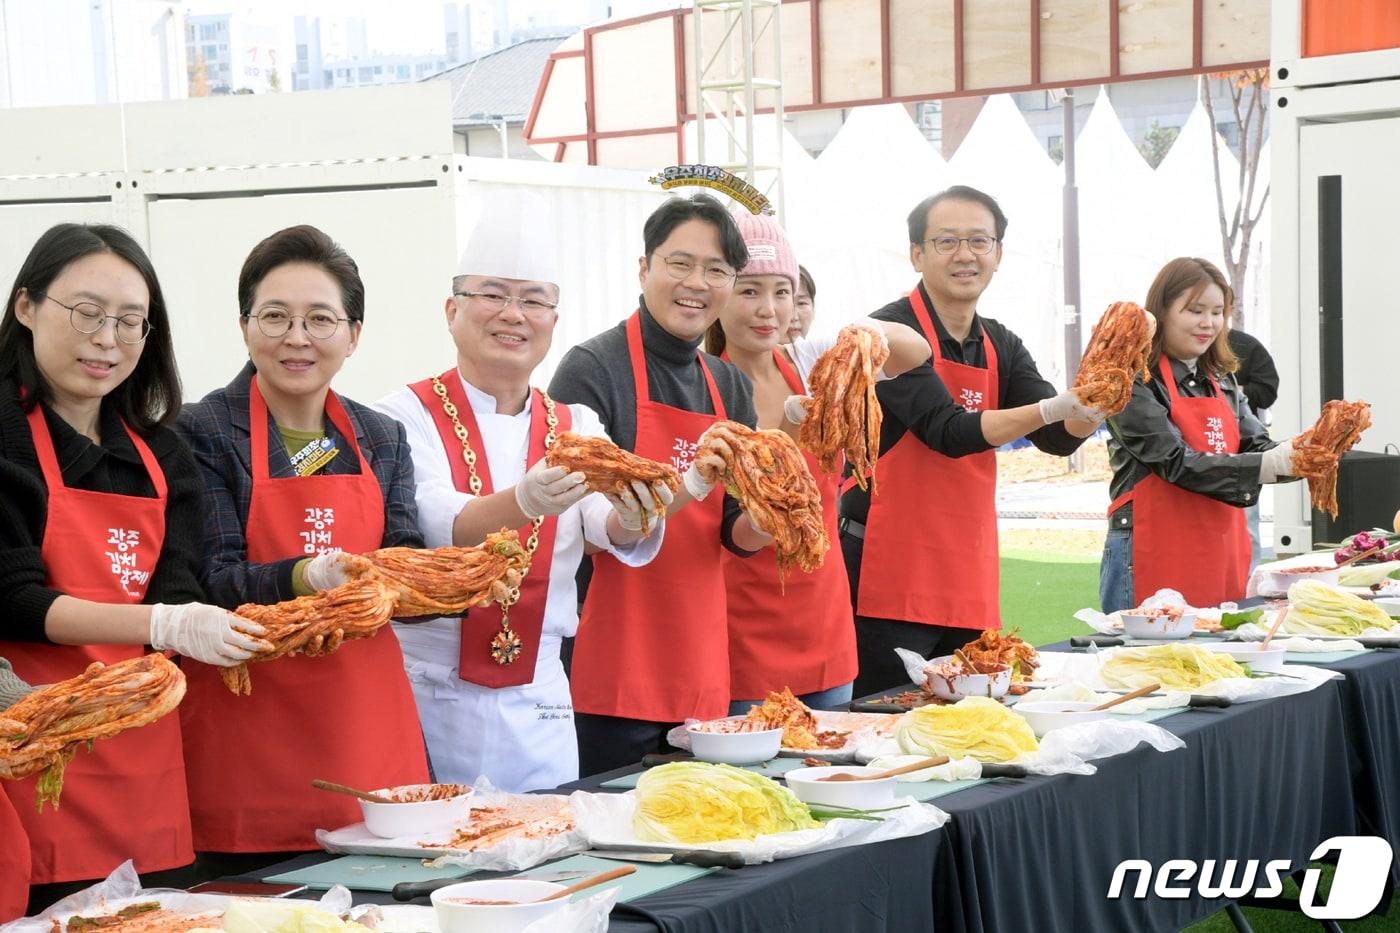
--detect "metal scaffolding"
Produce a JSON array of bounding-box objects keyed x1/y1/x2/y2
[{"x1": 692, "y1": 0, "x2": 785, "y2": 219}]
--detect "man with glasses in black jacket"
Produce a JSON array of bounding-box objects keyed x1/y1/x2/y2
[{"x1": 841, "y1": 185, "x2": 1103, "y2": 696}]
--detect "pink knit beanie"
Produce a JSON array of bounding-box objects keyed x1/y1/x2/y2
[{"x1": 731, "y1": 211, "x2": 798, "y2": 287}]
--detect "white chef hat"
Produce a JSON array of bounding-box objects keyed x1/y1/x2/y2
[{"x1": 455, "y1": 186, "x2": 560, "y2": 288}]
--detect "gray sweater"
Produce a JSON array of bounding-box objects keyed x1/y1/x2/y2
[{"x1": 0, "y1": 657, "x2": 33, "y2": 711}]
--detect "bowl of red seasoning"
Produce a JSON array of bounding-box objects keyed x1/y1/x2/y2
[
  {"x1": 1258, "y1": 563, "x2": 1341, "y2": 597},
  {"x1": 924, "y1": 656, "x2": 1011, "y2": 702},
  {"x1": 431, "y1": 879, "x2": 569, "y2": 933},
  {"x1": 359, "y1": 783, "x2": 473, "y2": 838},
  {"x1": 1120, "y1": 607, "x2": 1196, "y2": 641}
]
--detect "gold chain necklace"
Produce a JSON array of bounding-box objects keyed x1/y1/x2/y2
[{"x1": 431, "y1": 375, "x2": 558, "y2": 665}]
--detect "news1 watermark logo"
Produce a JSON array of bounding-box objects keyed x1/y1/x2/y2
[{"x1": 1108, "y1": 836, "x2": 1394, "y2": 920}]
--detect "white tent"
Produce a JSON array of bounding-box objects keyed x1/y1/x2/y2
[
  {"x1": 1154, "y1": 101, "x2": 1240, "y2": 274},
  {"x1": 946, "y1": 94, "x2": 1065, "y2": 384},
  {"x1": 794, "y1": 104, "x2": 951, "y2": 337},
  {"x1": 1074, "y1": 89, "x2": 1164, "y2": 343}
]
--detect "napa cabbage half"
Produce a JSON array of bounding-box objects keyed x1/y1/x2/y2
[
  {"x1": 1287, "y1": 579, "x2": 1397, "y2": 635},
  {"x1": 1100, "y1": 643, "x2": 1244, "y2": 691},
  {"x1": 895, "y1": 696, "x2": 1038, "y2": 762},
  {"x1": 633, "y1": 761, "x2": 820, "y2": 844}
]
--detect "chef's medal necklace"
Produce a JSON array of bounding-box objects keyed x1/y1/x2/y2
[{"x1": 431, "y1": 376, "x2": 557, "y2": 665}]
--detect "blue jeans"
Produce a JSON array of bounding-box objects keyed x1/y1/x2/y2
[
  {"x1": 1245, "y1": 501, "x2": 1262, "y2": 573},
  {"x1": 1099, "y1": 528, "x2": 1135, "y2": 613},
  {"x1": 728, "y1": 681, "x2": 855, "y2": 716}
]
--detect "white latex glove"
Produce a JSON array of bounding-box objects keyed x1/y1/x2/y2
[
  {"x1": 783, "y1": 395, "x2": 811, "y2": 425},
  {"x1": 1260, "y1": 440, "x2": 1296, "y2": 483},
  {"x1": 303, "y1": 551, "x2": 350, "y2": 591},
  {"x1": 514, "y1": 458, "x2": 588, "y2": 519},
  {"x1": 149, "y1": 602, "x2": 269, "y2": 667},
  {"x1": 606, "y1": 479, "x2": 675, "y2": 532},
  {"x1": 1039, "y1": 389, "x2": 1105, "y2": 425},
  {"x1": 682, "y1": 426, "x2": 730, "y2": 501}
]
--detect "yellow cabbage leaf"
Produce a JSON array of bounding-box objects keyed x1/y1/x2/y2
[{"x1": 895, "y1": 696, "x2": 1038, "y2": 762}]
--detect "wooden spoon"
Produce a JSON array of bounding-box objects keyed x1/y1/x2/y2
[
  {"x1": 1259, "y1": 607, "x2": 1289, "y2": 651},
  {"x1": 817, "y1": 756, "x2": 950, "y2": 782},
  {"x1": 540, "y1": 865, "x2": 636, "y2": 901},
  {"x1": 311, "y1": 779, "x2": 399, "y2": 804},
  {"x1": 1335, "y1": 546, "x2": 1382, "y2": 569},
  {"x1": 953, "y1": 648, "x2": 980, "y2": 674},
  {"x1": 1086, "y1": 683, "x2": 1161, "y2": 712}
]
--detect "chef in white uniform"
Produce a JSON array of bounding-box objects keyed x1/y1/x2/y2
[{"x1": 375, "y1": 191, "x2": 666, "y2": 791}]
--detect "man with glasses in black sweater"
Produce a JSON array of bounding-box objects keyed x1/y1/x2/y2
[{"x1": 549, "y1": 194, "x2": 772, "y2": 776}]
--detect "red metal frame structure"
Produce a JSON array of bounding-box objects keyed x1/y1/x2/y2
[{"x1": 524, "y1": 0, "x2": 1269, "y2": 164}]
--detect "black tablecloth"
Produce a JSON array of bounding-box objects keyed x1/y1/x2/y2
[
  {"x1": 1297, "y1": 648, "x2": 1400, "y2": 886},
  {"x1": 238, "y1": 662, "x2": 1363, "y2": 933},
  {"x1": 919, "y1": 654, "x2": 1357, "y2": 933}
]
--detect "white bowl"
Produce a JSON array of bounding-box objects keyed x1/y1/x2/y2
[
  {"x1": 1204, "y1": 642, "x2": 1287, "y2": 673},
  {"x1": 1011, "y1": 701, "x2": 1110, "y2": 737},
  {"x1": 1259, "y1": 565, "x2": 1341, "y2": 597},
  {"x1": 1120, "y1": 610, "x2": 1197, "y2": 641},
  {"x1": 686, "y1": 718, "x2": 783, "y2": 764},
  {"x1": 431, "y1": 879, "x2": 569, "y2": 933},
  {"x1": 783, "y1": 765, "x2": 897, "y2": 809},
  {"x1": 923, "y1": 655, "x2": 1012, "y2": 701},
  {"x1": 358, "y1": 783, "x2": 473, "y2": 839}
]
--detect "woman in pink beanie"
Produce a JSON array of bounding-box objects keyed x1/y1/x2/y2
[{"x1": 704, "y1": 211, "x2": 931, "y2": 712}]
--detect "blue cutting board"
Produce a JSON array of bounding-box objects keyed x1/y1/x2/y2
[
  {"x1": 265, "y1": 855, "x2": 473, "y2": 891},
  {"x1": 518, "y1": 854, "x2": 717, "y2": 902}
]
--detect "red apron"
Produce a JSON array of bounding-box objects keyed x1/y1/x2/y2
[
  {"x1": 570, "y1": 312, "x2": 730, "y2": 722},
  {"x1": 0, "y1": 791, "x2": 28, "y2": 920},
  {"x1": 723, "y1": 350, "x2": 856, "y2": 698},
  {"x1": 180, "y1": 378, "x2": 428, "y2": 851},
  {"x1": 854, "y1": 286, "x2": 1001, "y2": 630},
  {"x1": 406, "y1": 373, "x2": 570, "y2": 687},
  {"x1": 1108, "y1": 357, "x2": 1250, "y2": 607},
  {"x1": 1, "y1": 406, "x2": 192, "y2": 883}
]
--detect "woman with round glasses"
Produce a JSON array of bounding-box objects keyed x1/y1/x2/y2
[
  {"x1": 0, "y1": 224, "x2": 266, "y2": 907},
  {"x1": 177, "y1": 225, "x2": 427, "y2": 876},
  {"x1": 703, "y1": 213, "x2": 931, "y2": 713}
]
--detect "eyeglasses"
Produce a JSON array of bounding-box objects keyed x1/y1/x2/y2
[
  {"x1": 245, "y1": 308, "x2": 351, "y2": 339},
  {"x1": 453, "y1": 291, "x2": 558, "y2": 314},
  {"x1": 654, "y1": 254, "x2": 737, "y2": 288},
  {"x1": 923, "y1": 235, "x2": 999, "y2": 255},
  {"x1": 41, "y1": 294, "x2": 152, "y2": 344}
]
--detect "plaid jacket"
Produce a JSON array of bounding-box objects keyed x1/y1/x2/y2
[{"x1": 177, "y1": 362, "x2": 423, "y2": 609}]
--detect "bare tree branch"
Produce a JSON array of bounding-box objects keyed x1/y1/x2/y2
[
  {"x1": 1202, "y1": 69, "x2": 1270, "y2": 326},
  {"x1": 1202, "y1": 76, "x2": 1234, "y2": 282}
]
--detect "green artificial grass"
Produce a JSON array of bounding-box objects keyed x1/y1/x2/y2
[{"x1": 999, "y1": 549, "x2": 1102, "y2": 647}]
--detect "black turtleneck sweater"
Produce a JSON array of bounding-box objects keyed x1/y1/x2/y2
[
  {"x1": 0, "y1": 382, "x2": 206, "y2": 642},
  {"x1": 547, "y1": 301, "x2": 758, "y2": 555}
]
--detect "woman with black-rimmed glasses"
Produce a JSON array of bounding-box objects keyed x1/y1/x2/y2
[
  {"x1": 176, "y1": 225, "x2": 427, "y2": 878},
  {"x1": 0, "y1": 224, "x2": 266, "y2": 911}
]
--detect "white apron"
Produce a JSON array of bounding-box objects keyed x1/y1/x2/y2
[{"x1": 396, "y1": 622, "x2": 576, "y2": 791}]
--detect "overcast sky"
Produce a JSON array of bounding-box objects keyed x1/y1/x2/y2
[{"x1": 183, "y1": 0, "x2": 684, "y2": 56}]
